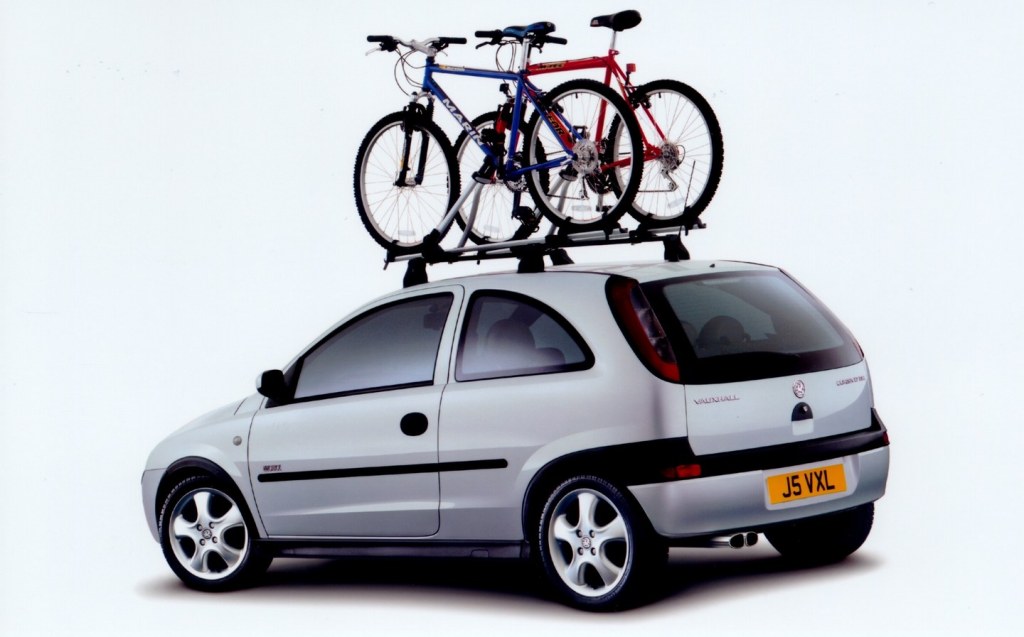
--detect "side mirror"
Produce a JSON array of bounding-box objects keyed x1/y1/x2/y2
[{"x1": 256, "y1": 369, "x2": 289, "y2": 403}]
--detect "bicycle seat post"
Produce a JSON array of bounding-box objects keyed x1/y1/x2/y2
[{"x1": 516, "y1": 35, "x2": 533, "y2": 74}]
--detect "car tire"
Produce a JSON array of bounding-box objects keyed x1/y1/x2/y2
[
  {"x1": 536, "y1": 475, "x2": 665, "y2": 610},
  {"x1": 158, "y1": 475, "x2": 271, "y2": 591},
  {"x1": 765, "y1": 502, "x2": 874, "y2": 565}
]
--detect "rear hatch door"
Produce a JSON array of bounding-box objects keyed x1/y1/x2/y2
[{"x1": 643, "y1": 269, "x2": 870, "y2": 455}]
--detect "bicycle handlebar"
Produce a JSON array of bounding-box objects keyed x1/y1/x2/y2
[
  {"x1": 473, "y1": 28, "x2": 567, "y2": 48},
  {"x1": 366, "y1": 35, "x2": 466, "y2": 56}
]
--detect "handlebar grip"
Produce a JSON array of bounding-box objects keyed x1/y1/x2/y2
[
  {"x1": 440, "y1": 37, "x2": 467, "y2": 45},
  {"x1": 546, "y1": 36, "x2": 568, "y2": 45},
  {"x1": 367, "y1": 34, "x2": 399, "y2": 52},
  {"x1": 475, "y1": 30, "x2": 503, "y2": 39}
]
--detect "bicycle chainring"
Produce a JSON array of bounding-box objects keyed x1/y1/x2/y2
[
  {"x1": 502, "y1": 160, "x2": 528, "y2": 192},
  {"x1": 571, "y1": 139, "x2": 600, "y2": 176}
]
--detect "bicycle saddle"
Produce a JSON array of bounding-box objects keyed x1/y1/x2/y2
[
  {"x1": 590, "y1": 10, "x2": 642, "y2": 32},
  {"x1": 502, "y1": 21, "x2": 556, "y2": 40}
]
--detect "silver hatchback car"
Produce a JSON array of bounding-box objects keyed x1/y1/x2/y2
[{"x1": 142, "y1": 260, "x2": 890, "y2": 609}]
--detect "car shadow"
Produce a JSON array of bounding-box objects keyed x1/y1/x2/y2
[{"x1": 138, "y1": 543, "x2": 882, "y2": 614}]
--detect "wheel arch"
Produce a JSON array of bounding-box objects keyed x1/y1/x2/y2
[
  {"x1": 521, "y1": 444, "x2": 661, "y2": 551},
  {"x1": 153, "y1": 457, "x2": 263, "y2": 538}
]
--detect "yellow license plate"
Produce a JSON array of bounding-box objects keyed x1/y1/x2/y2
[{"x1": 766, "y1": 464, "x2": 847, "y2": 504}]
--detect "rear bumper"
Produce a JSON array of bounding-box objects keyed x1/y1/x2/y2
[{"x1": 629, "y1": 433, "x2": 890, "y2": 538}]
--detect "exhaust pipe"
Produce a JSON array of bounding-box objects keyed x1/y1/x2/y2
[{"x1": 709, "y1": 532, "x2": 759, "y2": 549}]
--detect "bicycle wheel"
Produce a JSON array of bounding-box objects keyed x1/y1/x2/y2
[
  {"x1": 523, "y1": 79, "x2": 643, "y2": 232},
  {"x1": 614, "y1": 79, "x2": 723, "y2": 227},
  {"x1": 354, "y1": 110, "x2": 460, "y2": 254},
  {"x1": 453, "y1": 112, "x2": 537, "y2": 244}
]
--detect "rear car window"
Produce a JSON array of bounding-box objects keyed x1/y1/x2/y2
[
  {"x1": 643, "y1": 271, "x2": 861, "y2": 384},
  {"x1": 456, "y1": 292, "x2": 593, "y2": 382}
]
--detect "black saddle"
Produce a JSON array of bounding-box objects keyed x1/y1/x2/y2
[
  {"x1": 590, "y1": 10, "x2": 642, "y2": 32},
  {"x1": 503, "y1": 21, "x2": 556, "y2": 40}
]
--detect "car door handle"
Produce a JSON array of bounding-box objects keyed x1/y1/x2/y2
[{"x1": 400, "y1": 412, "x2": 429, "y2": 436}]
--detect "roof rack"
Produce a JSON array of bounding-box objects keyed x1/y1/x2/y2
[{"x1": 388, "y1": 222, "x2": 705, "y2": 288}]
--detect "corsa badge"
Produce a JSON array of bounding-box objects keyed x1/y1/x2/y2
[{"x1": 792, "y1": 380, "x2": 806, "y2": 399}]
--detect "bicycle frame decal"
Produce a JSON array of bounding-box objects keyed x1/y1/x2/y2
[
  {"x1": 531, "y1": 61, "x2": 567, "y2": 71},
  {"x1": 441, "y1": 97, "x2": 482, "y2": 146}
]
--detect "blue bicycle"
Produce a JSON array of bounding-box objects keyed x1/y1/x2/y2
[{"x1": 355, "y1": 22, "x2": 643, "y2": 254}]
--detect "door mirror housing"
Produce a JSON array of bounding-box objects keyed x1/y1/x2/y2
[{"x1": 256, "y1": 369, "x2": 289, "y2": 404}]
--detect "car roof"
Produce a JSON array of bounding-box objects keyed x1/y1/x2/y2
[
  {"x1": 402, "y1": 259, "x2": 779, "y2": 292},
  {"x1": 543, "y1": 260, "x2": 778, "y2": 282}
]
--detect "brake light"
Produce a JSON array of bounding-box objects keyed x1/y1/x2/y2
[{"x1": 607, "y1": 278, "x2": 680, "y2": 382}]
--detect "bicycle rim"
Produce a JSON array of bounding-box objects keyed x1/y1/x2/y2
[
  {"x1": 624, "y1": 80, "x2": 723, "y2": 224},
  {"x1": 525, "y1": 79, "x2": 641, "y2": 231},
  {"x1": 355, "y1": 112, "x2": 458, "y2": 252}
]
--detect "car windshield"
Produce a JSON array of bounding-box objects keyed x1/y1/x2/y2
[{"x1": 642, "y1": 270, "x2": 862, "y2": 384}]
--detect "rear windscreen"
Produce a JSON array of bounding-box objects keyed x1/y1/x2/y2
[{"x1": 643, "y1": 271, "x2": 862, "y2": 384}]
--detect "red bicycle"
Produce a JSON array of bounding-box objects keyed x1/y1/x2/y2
[{"x1": 455, "y1": 10, "x2": 723, "y2": 244}]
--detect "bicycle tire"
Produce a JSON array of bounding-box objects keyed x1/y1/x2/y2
[
  {"x1": 354, "y1": 110, "x2": 460, "y2": 254},
  {"x1": 523, "y1": 79, "x2": 643, "y2": 232},
  {"x1": 613, "y1": 79, "x2": 723, "y2": 227},
  {"x1": 453, "y1": 112, "x2": 536, "y2": 244}
]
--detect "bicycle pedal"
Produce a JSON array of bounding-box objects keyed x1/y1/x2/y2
[
  {"x1": 511, "y1": 206, "x2": 541, "y2": 235},
  {"x1": 473, "y1": 162, "x2": 497, "y2": 184},
  {"x1": 473, "y1": 172, "x2": 496, "y2": 185}
]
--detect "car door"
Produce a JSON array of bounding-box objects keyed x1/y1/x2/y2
[
  {"x1": 436, "y1": 289, "x2": 611, "y2": 540},
  {"x1": 248, "y1": 287, "x2": 462, "y2": 538}
]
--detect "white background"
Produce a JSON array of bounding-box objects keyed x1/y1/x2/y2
[{"x1": 2, "y1": 0, "x2": 1022, "y2": 634}]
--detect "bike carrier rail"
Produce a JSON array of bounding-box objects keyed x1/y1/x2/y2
[{"x1": 387, "y1": 222, "x2": 706, "y2": 288}]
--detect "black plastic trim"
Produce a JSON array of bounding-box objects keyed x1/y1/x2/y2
[
  {"x1": 530, "y1": 413, "x2": 889, "y2": 488},
  {"x1": 693, "y1": 413, "x2": 888, "y2": 478},
  {"x1": 259, "y1": 539, "x2": 526, "y2": 560},
  {"x1": 257, "y1": 459, "x2": 508, "y2": 483}
]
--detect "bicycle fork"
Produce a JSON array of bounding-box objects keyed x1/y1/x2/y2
[{"x1": 395, "y1": 100, "x2": 434, "y2": 187}]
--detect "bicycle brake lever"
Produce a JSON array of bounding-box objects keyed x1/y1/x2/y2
[{"x1": 365, "y1": 46, "x2": 383, "y2": 55}]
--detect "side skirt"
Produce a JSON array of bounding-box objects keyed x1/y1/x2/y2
[{"x1": 259, "y1": 539, "x2": 528, "y2": 560}]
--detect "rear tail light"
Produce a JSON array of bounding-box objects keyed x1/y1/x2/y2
[{"x1": 607, "y1": 277, "x2": 680, "y2": 382}]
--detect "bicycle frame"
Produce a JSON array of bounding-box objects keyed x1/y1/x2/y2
[
  {"x1": 416, "y1": 59, "x2": 578, "y2": 181},
  {"x1": 526, "y1": 42, "x2": 666, "y2": 163}
]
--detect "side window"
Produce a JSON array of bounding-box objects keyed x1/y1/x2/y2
[
  {"x1": 293, "y1": 294, "x2": 453, "y2": 400},
  {"x1": 456, "y1": 292, "x2": 592, "y2": 382}
]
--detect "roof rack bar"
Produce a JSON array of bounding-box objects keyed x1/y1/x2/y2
[
  {"x1": 393, "y1": 222, "x2": 704, "y2": 286},
  {"x1": 388, "y1": 223, "x2": 702, "y2": 264}
]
